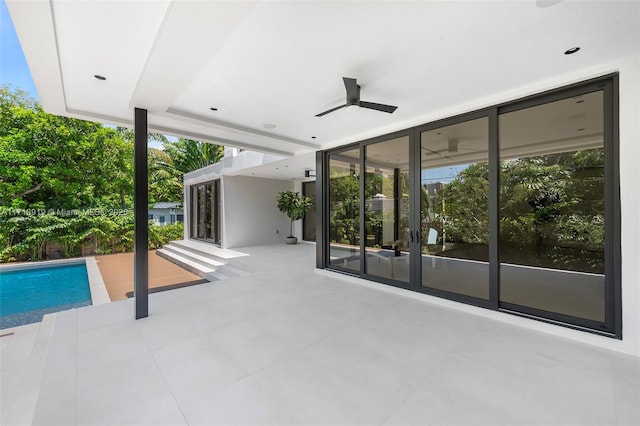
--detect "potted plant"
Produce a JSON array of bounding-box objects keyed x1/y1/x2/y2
[{"x1": 276, "y1": 191, "x2": 312, "y2": 244}]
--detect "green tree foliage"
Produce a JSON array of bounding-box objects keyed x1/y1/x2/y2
[
  {"x1": 148, "y1": 148, "x2": 183, "y2": 203},
  {"x1": 429, "y1": 162, "x2": 489, "y2": 246},
  {"x1": 329, "y1": 169, "x2": 360, "y2": 246},
  {"x1": 0, "y1": 87, "x2": 195, "y2": 262},
  {"x1": 0, "y1": 87, "x2": 133, "y2": 209},
  {"x1": 276, "y1": 191, "x2": 311, "y2": 237},
  {"x1": 428, "y1": 150, "x2": 604, "y2": 272},
  {"x1": 163, "y1": 138, "x2": 224, "y2": 173}
]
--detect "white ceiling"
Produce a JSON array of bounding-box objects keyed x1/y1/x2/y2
[{"x1": 6, "y1": 0, "x2": 640, "y2": 171}]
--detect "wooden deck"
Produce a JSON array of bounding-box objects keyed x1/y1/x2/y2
[{"x1": 94, "y1": 250, "x2": 206, "y2": 301}]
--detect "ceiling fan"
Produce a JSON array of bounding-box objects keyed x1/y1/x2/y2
[{"x1": 315, "y1": 77, "x2": 398, "y2": 117}]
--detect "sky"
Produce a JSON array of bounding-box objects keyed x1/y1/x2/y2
[{"x1": 0, "y1": 0, "x2": 38, "y2": 98}]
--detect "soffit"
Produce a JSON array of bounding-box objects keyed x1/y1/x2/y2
[{"x1": 6, "y1": 0, "x2": 639, "y2": 159}]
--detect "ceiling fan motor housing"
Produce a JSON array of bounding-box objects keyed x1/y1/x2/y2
[{"x1": 347, "y1": 85, "x2": 361, "y2": 106}]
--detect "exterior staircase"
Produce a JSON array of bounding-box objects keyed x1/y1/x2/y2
[{"x1": 156, "y1": 239, "x2": 250, "y2": 282}]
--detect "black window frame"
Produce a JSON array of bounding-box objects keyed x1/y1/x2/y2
[{"x1": 318, "y1": 74, "x2": 621, "y2": 338}]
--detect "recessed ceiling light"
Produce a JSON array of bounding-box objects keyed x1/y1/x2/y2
[
  {"x1": 577, "y1": 128, "x2": 585, "y2": 132},
  {"x1": 263, "y1": 123, "x2": 276, "y2": 129},
  {"x1": 311, "y1": 136, "x2": 316, "y2": 139},
  {"x1": 564, "y1": 47, "x2": 580, "y2": 55},
  {"x1": 209, "y1": 107, "x2": 218, "y2": 111},
  {"x1": 284, "y1": 165, "x2": 288, "y2": 168},
  {"x1": 275, "y1": 167, "x2": 279, "y2": 170},
  {"x1": 94, "y1": 75, "x2": 106, "y2": 81},
  {"x1": 576, "y1": 100, "x2": 585, "y2": 104},
  {"x1": 436, "y1": 132, "x2": 442, "y2": 135}
]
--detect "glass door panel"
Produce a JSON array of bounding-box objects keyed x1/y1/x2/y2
[
  {"x1": 205, "y1": 180, "x2": 221, "y2": 244},
  {"x1": 205, "y1": 183, "x2": 213, "y2": 240},
  {"x1": 191, "y1": 180, "x2": 222, "y2": 246},
  {"x1": 420, "y1": 118, "x2": 490, "y2": 299},
  {"x1": 498, "y1": 91, "x2": 605, "y2": 322},
  {"x1": 196, "y1": 184, "x2": 206, "y2": 239},
  {"x1": 364, "y1": 136, "x2": 411, "y2": 282},
  {"x1": 328, "y1": 148, "x2": 361, "y2": 273}
]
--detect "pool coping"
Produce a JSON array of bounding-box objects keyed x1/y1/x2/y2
[{"x1": 0, "y1": 257, "x2": 111, "y2": 306}]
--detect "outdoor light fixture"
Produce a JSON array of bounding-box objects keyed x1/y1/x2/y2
[
  {"x1": 304, "y1": 170, "x2": 316, "y2": 178},
  {"x1": 564, "y1": 47, "x2": 580, "y2": 55}
]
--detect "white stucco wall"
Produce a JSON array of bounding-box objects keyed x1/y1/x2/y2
[
  {"x1": 616, "y1": 55, "x2": 640, "y2": 356},
  {"x1": 222, "y1": 176, "x2": 293, "y2": 249}
]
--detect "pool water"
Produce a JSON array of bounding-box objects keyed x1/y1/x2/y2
[{"x1": 0, "y1": 262, "x2": 92, "y2": 329}]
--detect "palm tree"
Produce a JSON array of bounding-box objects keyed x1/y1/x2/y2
[{"x1": 163, "y1": 138, "x2": 224, "y2": 174}]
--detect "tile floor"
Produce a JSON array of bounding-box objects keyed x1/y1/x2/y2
[{"x1": 24, "y1": 244, "x2": 640, "y2": 425}]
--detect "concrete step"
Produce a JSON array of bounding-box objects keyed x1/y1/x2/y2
[
  {"x1": 167, "y1": 240, "x2": 248, "y2": 263},
  {"x1": 160, "y1": 244, "x2": 224, "y2": 269},
  {"x1": 156, "y1": 249, "x2": 215, "y2": 279}
]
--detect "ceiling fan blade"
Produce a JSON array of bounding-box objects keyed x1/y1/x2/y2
[
  {"x1": 315, "y1": 104, "x2": 346, "y2": 117},
  {"x1": 359, "y1": 101, "x2": 397, "y2": 114},
  {"x1": 342, "y1": 77, "x2": 359, "y2": 101}
]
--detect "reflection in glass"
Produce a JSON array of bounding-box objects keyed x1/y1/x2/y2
[
  {"x1": 191, "y1": 180, "x2": 222, "y2": 245},
  {"x1": 328, "y1": 149, "x2": 361, "y2": 272},
  {"x1": 197, "y1": 185, "x2": 206, "y2": 239},
  {"x1": 364, "y1": 137, "x2": 410, "y2": 282},
  {"x1": 421, "y1": 118, "x2": 489, "y2": 299},
  {"x1": 499, "y1": 91, "x2": 605, "y2": 321},
  {"x1": 302, "y1": 181, "x2": 316, "y2": 241}
]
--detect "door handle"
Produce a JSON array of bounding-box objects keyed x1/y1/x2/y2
[
  {"x1": 416, "y1": 230, "x2": 421, "y2": 244},
  {"x1": 410, "y1": 231, "x2": 414, "y2": 243}
]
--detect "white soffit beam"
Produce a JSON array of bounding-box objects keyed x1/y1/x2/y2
[
  {"x1": 131, "y1": 0, "x2": 256, "y2": 113},
  {"x1": 6, "y1": 0, "x2": 65, "y2": 115}
]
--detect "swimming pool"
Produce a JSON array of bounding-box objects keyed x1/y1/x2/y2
[{"x1": 0, "y1": 258, "x2": 108, "y2": 329}]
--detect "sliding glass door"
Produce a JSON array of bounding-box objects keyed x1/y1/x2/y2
[
  {"x1": 498, "y1": 90, "x2": 607, "y2": 325},
  {"x1": 364, "y1": 136, "x2": 411, "y2": 283},
  {"x1": 322, "y1": 76, "x2": 618, "y2": 336},
  {"x1": 190, "y1": 180, "x2": 221, "y2": 245},
  {"x1": 419, "y1": 117, "x2": 490, "y2": 300},
  {"x1": 328, "y1": 148, "x2": 361, "y2": 273}
]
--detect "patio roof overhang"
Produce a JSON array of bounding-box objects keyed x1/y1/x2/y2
[{"x1": 6, "y1": 1, "x2": 639, "y2": 169}]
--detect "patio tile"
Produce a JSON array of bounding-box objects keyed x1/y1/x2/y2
[
  {"x1": 303, "y1": 326, "x2": 416, "y2": 408},
  {"x1": 151, "y1": 333, "x2": 249, "y2": 408},
  {"x1": 133, "y1": 308, "x2": 204, "y2": 352},
  {"x1": 250, "y1": 305, "x2": 344, "y2": 350},
  {"x1": 181, "y1": 376, "x2": 299, "y2": 425},
  {"x1": 208, "y1": 320, "x2": 297, "y2": 373},
  {"x1": 31, "y1": 378, "x2": 75, "y2": 426},
  {"x1": 76, "y1": 356, "x2": 180, "y2": 426},
  {"x1": 76, "y1": 320, "x2": 149, "y2": 375},
  {"x1": 610, "y1": 353, "x2": 640, "y2": 425},
  {"x1": 253, "y1": 352, "x2": 396, "y2": 425},
  {"x1": 76, "y1": 298, "x2": 134, "y2": 334},
  {"x1": 25, "y1": 244, "x2": 639, "y2": 425},
  {"x1": 380, "y1": 410, "x2": 415, "y2": 426}
]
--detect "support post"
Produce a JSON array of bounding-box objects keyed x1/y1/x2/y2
[{"x1": 134, "y1": 108, "x2": 149, "y2": 319}]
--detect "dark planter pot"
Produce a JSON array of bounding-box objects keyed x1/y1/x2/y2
[{"x1": 285, "y1": 236, "x2": 298, "y2": 245}]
